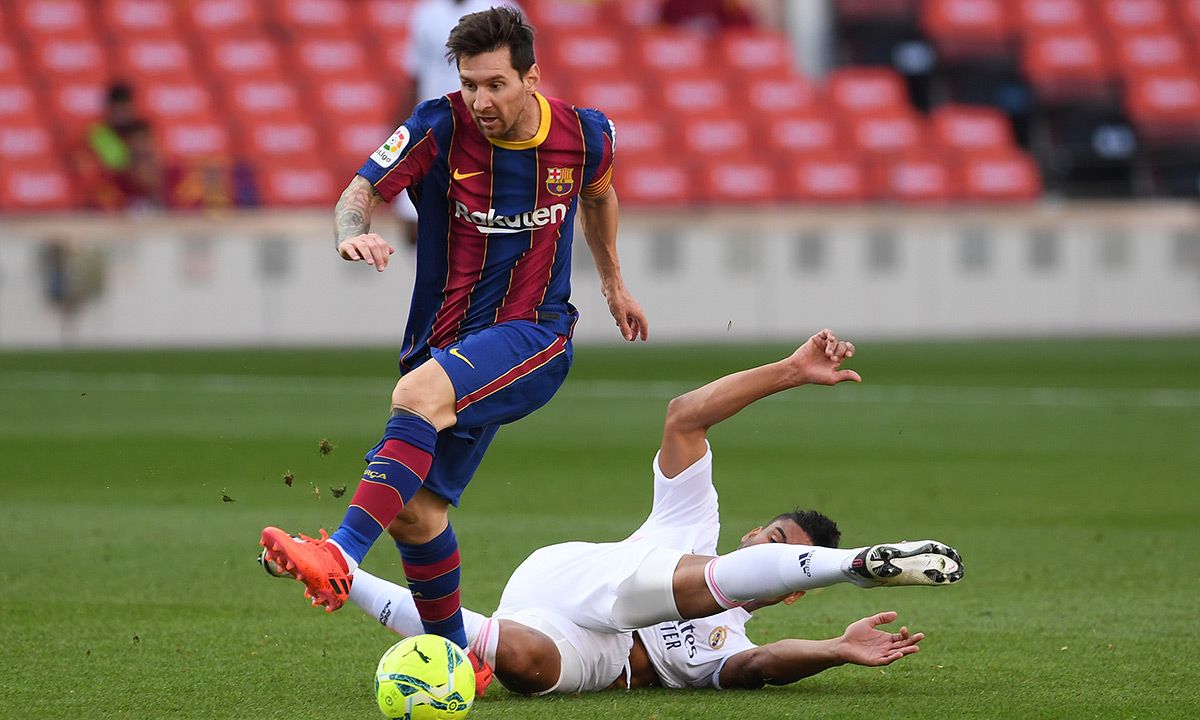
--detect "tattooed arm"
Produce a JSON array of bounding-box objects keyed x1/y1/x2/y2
[{"x1": 334, "y1": 175, "x2": 394, "y2": 272}]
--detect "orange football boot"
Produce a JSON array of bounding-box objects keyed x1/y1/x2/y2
[
  {"x1": 259, "y1": 527, "x2": 353, "y2": 611},
  {"x1": 466, "y1": 647, "x2": 494, "y2": 697}
]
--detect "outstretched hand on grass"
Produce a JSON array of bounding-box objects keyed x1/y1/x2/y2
[{"x1": 839, "y1": 611, "x2": 924, "y2": 666}]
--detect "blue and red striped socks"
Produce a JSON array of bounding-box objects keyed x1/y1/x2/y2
[
  {"x1": 398, "y1": 523, "x2": 468, "y2": 649},
  {"x1": 330, "y1": 413, "x2": 438, "y2": 566}
]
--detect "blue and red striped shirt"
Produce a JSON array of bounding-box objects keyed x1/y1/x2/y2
[{"x1": 357, "y1": 91, "x2": 615, "y2": 370}]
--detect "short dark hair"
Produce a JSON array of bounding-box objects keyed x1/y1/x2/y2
[
  {"x1": 772, "y1": 508, "x2": 842, "y2": 548},
  {"x1": 445, "y1": 6, "x2": 536, "y2": 75},
  {"x1": 107, "y1": 83, "x2": 134, "y2": 105}
]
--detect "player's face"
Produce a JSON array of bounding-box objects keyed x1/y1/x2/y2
[
  {"x1": 458, "y1": 47, "x2": 540, "y2": 141},
  {"x1": 737, "y1": 519, "x2": 813, "y2": 550}
]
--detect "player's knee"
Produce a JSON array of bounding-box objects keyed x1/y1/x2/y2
[
  {"x1": 386, "y1": 506, "x2": 442, "y2": 544},
  {"x1": 493, "y1": 624, "x2": 561, "y2": 696}
]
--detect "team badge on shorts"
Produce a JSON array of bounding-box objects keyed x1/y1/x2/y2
[
  {"x1": 371, "y1": 126, "x2": 410, "y2": 168},
  {"x1": 708, "y1": 626, "x2": 728, "y2": 650},
  {"x1": 546, "y1": 167, "x2": 574, "y2": 196}
]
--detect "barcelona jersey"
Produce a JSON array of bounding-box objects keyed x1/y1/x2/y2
[{"x1": 357, "y1": 91, "x2": 615, "y2": 371}]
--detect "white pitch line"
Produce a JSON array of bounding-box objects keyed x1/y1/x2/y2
[{"x1": 2, "y1": 371, "x2": 1200, "y2": 409}]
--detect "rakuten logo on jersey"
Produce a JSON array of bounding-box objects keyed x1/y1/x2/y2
[{"x1": 454, "y1": 200, "x2": 569, "y2": 235}]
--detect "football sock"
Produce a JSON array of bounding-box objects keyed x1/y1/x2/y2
[
  {"x1": 469, "y1": 618, "x2": 500, "y2": 669},
  {"x1": 398, "y1": 523, "x2": 469, "y2": 649},
  {"x1": 330, "y1": 413, "x2": 437, "y2": 565},
  {"x1": 348, "y1": 569, "x2": 490, "y2": 644},
  {"x1": 704, "y1": 544, "x2": 861, "y2": 609}
]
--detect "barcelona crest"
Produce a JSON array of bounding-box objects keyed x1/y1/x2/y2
[{"x1": 546, "y1": 167, "x2": 574, "y2": 196}]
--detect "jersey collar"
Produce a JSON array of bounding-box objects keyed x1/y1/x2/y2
[{"x1": 487, "y1": 92, "x2": 551, "y2": 150}]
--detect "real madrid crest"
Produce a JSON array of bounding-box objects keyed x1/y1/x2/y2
[
  {"x1": 708, "y1": 626, "x2": 727, "y2": 650},
  {"x1": 546, "y1": 167, "x2": 574, "y2": 196}
]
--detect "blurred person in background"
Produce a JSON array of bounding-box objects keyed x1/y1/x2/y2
[
  {"x1": 660, "y1": 0, "x2": 756, "y2": 33},
  {"x1": 393, "y1": 0, "x2": 522, "y2": 245},
  {"x1": 261, "y1": 6, "x2": 647, "y2": 695},
  {"x1": 82, "y1": 83, "x2": 164, "y2": 210}
]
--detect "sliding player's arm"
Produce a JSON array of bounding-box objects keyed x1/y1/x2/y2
[
  {"x1": 718, "y1": 612, "x2": 922, "y2": 689},
  {"x1": 334, "y1": 175, "x2": 392, "y2": 270},
  {"x1": 579, "y1": 184, "x2": 648, "y2": 342},
  {"x1": 657, "y1": 329, "x2": 861, "y2": 477}
]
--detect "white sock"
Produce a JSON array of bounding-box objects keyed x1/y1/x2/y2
[
  {"x1": 349, "y1": 570, "x2": 491, "y2": 646},
  {"x1": 705, "y1": 544, "x2": 864, "y2": 607},
  {"x1": 469, "y1": 618, "x2": 500, "y2": 668},
  {"x1": 326, "y1": 539, "x2": 359, "y2": 574}
]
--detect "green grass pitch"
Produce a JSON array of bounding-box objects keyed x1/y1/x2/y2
[{"x1": 2, "y1": 338, "x2": 1198, "y2": 719}]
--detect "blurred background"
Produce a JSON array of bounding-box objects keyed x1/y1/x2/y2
[{"x1": 1, "y1": 0, "x2": 1198, "y2": 346}]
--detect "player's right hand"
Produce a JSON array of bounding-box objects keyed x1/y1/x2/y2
[{"x1": 337, "y1": 233, "x2": 395, "y2": 272}]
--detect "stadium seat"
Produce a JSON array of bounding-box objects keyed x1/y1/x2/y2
[
  {"x1": 0, "y1": 83, "x2": 40, "y2": 124},
  {"x1": 1021, "y1": 29, "x2": 1115, "y2": 102},
  {"x1": 1124, "y1": 71, "x2": 1200, "y2": 143},
  {"x1": 543, "y1": 30, "x2": 628, "y2": 78},
  {"x1": 871, "y1": 152, "x2": 957, "y2": 203},
  {"x1": 0, "y1": 161, "x2": 77, "y2": 211},
  {"x1": 847, "y1": 110, "x2": 927, "y2": 156},
  {"x1": 1177, "y1": 0, "x2": 1200, "y2": 42},
  {"x1": 308, "y1": 79, "x2": 394, "y2": 124},
  {"x1": 200, "y1": 37, "x2": 285, "y2": 82},
  {"x1": 680, "y1": 116, "x2": 755, "y2": 157},
  {"x1": 290, "y1": 38, "x2": 371, "y2": 78},
  {"x1": 100, "y1": 0, "x2": 181, "y2": 39},
  {"x1": 639, "y1": 31, "x2": 708, "y2": 74},
  {"x1": 269, "y1": 0, "x2": 353, "y2": 38},
  {"x1": 0, "y1": 124, "x2": 55, "y2": 162},
  {"x1": 221, "y1": 78, "x2": 305, "y2": 122},
  {"x1": 40, "y1": 81, "x2": 107, "y2": 134},
  {"x1": 253, "y1": 163, "x2": 340, "y2": 207},
  {"x1": 763, "y1": 112, "x2": 843, "y2": 156},
  {"x1": 603, "y1": 0, "x2": 660, "y2": 28},
  {"x1": 717, "y1": 30, "x2": 793, "y2": 74},
  {"x1": 836, "y1": 0, "x2": 916, "y2": 24},
  {"x1": 929, "y1": 104, "x2": 1016, "y2": 152},
  {"x1": 326, "y1": 120, "x2": 395, "y2": 177},
  {"x1": 365, "y1": 0, "x2": 417, "y2": 34},
  {"x1": 0, "y1": 39, "x2": 25, "y2": 83},
  {"x1": 1112, "y1": 31, "x2": 1195, "y2": 76},
  {"x1": 524, "y1": 0, "x2": 603, "y2": 29},
  {"x1": 1097, "y1": 0, "x2": 1174, "y2": 32},
  {"x1": 826, "y1": 67, "x2": 911, "y2": 114},
  {"x1": 694, "y1": 158, "x2": 779, "y2": 204},
  {"x1": 778, "y1": 154, "x2": 869, "y2": 203},
  {"x1": 602, "y1": 111, "x2": 667, "y2": 159},
  {"x1": 13, "y1": 0, "x2": 94, "y2": 37},
  {"x1": 572, "y1": 79, "x2": 650, "y2": 116},
  {"x1": 612, "y1": 160, "x2": 691, "y2": 205},
  {"x1": 31, "y1": 37, "x2": 109, "y2": 84},
  {"x1": 921, "y1": 0, "x2": 1015, "y2": 61},
  {"x1": 954, "y1": 150, "x2": 1043, "y2": 201},
  {"x1": 375, "y1": 39, "x2": 415, "y2": 88},
  {"x1": 157, "y1": 118, "x2": 233, "y2": 161},
  {"x1": 238, "y1": 119, "x2": 321, "y2": 161},
  {"x1": 183, "y1": 0, "x2": 264, "y2": 36},
  {"x1": 1012, "y1": 0, "x2": 1095, "y2": 31},
  {"x1": 658, "y1": 75, "x2": 734, "y2": 117},
  {"x1": 737, "y1": 74, "x2": 819, "y2": 114},
  {"x1": 114, "y1": 39, "x2": 197, "y2": 83},
  {"x1": 138, "y1": 81, "x2": 216, "y2": 124}
]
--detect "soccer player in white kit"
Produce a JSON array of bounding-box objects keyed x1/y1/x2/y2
[{"x1": 264, "y1": 329, "x2": 964, "y2": 693}]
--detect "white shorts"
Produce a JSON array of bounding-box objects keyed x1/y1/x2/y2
[{"x1": 494, "y1": 540, "x2": 684, "y2": 692}]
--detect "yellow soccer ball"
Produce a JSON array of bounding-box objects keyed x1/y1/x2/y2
[{"x1": 375, "y1": 635, "x2": 475, "y2": 720}]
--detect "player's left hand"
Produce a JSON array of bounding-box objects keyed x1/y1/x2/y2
[
  {"x1": 838, "y1": 611, "x2": 923, "y2": 666},
  {"x1": 604, "y1": 284, "x2": 649, "y2": 341},
  {"x1": 791, "y1": 328, "x2": 861, "y2": 386}
]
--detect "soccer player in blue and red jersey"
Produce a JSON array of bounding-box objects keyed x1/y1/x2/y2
[{"x1": 259, "y1": 7, "x2": 647, "y2": 692}]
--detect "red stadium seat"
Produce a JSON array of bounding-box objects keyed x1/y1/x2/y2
[
  {"x1": 954, "y1": 150, "x2": 1043, "y2": 201},
  {"x1": 200, "y1": 37, "x2": 284, "y2": 81},
  {"x1": 921, "y1": 0, "x2": 1015, "y2": 61},
  {"x1": 572, "y1": 79, "x2": 650, "y2": 116},
  {"x1": 40, "y1": 81, "x2": 107, "y2": 134},
  {"x1": 658, "y1": 75, "x2": 734, "y2": 117},
  {"x1": 183, "y1": 0, "x2": 264, "y2": 36},
  {"x1": 613, "y1": 160, "x2": 691, "y2": 205},
  {"x1": 837, "y1": 0, "x2": 916, "y2": 24},
  {"x1": 779, "y1": 154, "x2": 869, "y2": 203},
  {"x1": 695, "y1": 158, "x2": 779, "y2": 204},
  {"x1": 138, "y1": 81, "x2": 216, "y2": 124},
  {"x1": 1178, "y1": 0, "x2": 1200, "y2": 42},
  {"x1": 544, "y1": 30, "x2": 627, "y2": 77},
  {"x1": 157, "y1": 117, "x2": 233, "y2": 161},
  {"x1": 0, "y1": 84, "x2": 40, "y2": 124},
  {"x1": 365, "y1": 0, "x2": 417, "y2": 34},
  {"x1": 290, "y1": 38, "x2": 370, "y2": 77},
  {"x1": 525, "y1": 0, "x2": 603, "y2": 29},
  {"x1": 0, "y1": 40, "x2": 26, "y2": 83},
  {"x1": 308, "y1": 79, "x2": 395, "y2": 124},
  {"x1": 1021, "y1": 29, "x2": 1115, "y2": 102},
  {"x1": 639, "y1": 31, "x2": 707, "y2": 74},
  {"x1": 0, "y1": 123, "x2": 55, "y2": 162},
  {"x1": 1013, "y1": 0, "x2": 1095, "y2": 31},
  {"x1": 871, "y1": 152, "x2": 957, "y2": 203},
  {"x1": 847, "y1": 110, "x2": 927, "y2": 156},
  {"x1": 717, "y1": 30, "x2": 793, "y2": 74},
  {"x1": 1097, "y1": 0, "x2": 1173, "y2": 32},
  {"x1": 270, "y1": 0, "x2": 353, "y2": 37},
  {"x1": 603, "y1": 0, "x2": 660, "y2": 28},
  {"x1": 1124, "y1": 71, "x2": 1200, "y2": 142},
  {"x1": 0, "y1": 161, "x2": 77, "y2": 211},
  {"x1": 253, "y1": 163, "x2": 339, "y2": 207},
  {"x1": 31, "y1": 37, "x2": 109, "y2": 84},
  {"x1": 14, "y1": 0, "x2": 93, "y2": 37},
  {"x1": 376, "y1": 38, "x2": 415, "y2": 86},
  {"x1": 221, "y1": 78, "x2": 304, "y2": 122},
  {"x1": 326, "y1": 120, "x2": 394, "y2": 177},
  {"x1": 609, "y1": 116, "x2": 669, "y2": 160},
  {"x1": 929, "y1": 104, "x2": 1016, "y2": 152},
  {"x1": 101, "y1": 0, "x2": 181, "y2": 39},
  {"x1": 115, "y1": 39, "x2": 197, "y2": 83},
  {"x1": 826, "y1": 67, "x2": 911, "y2": 114},
  {"x1": 1112, "y1": 31, "x2": 1195, "y2": 76},
  {"x1": 763, "y1": 112, "x2": 843, "y2": 156},
  {"x1": 680, "y1": 116, "x2": 755, "y2": 157},
  {"x1": 738, "y1": 74, "x2": 819, "y2": 114},
  {"x1": 238, "y1": 119, "x2": 321, "y2": 161}
]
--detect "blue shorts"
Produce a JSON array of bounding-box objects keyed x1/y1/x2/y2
[{"x1": 367, "y1": 320, "x2": 573, "y2": 506}]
